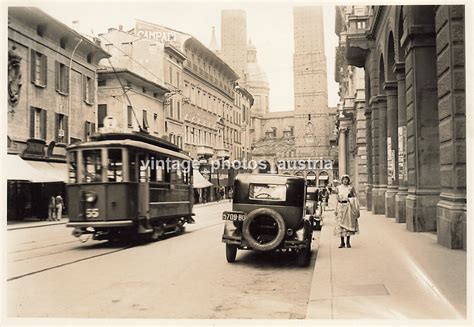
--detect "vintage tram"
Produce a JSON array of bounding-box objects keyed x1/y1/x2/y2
[{"x1": 66, "y1": 132, "x2": 194, "y2": 242}]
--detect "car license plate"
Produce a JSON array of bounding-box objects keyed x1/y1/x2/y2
[{"x1": 222, "y1": 211, "x2": 246, "y2": 221}]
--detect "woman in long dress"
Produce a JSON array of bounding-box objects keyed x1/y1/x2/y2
[{"x1": 334, "y1": 174, "x2": 358, "y2": 248}]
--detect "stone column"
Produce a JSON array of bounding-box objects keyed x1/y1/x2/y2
[
  {"x1": 435, "y1": 5, "x2": 466, "y2": 249},
  {"x1": 394, "y1": 63, "x2": 408, "y2": 223},
  {"x1": 365, "y1": 107, "x2": 373, "y2": 210},
  {"x1": 370, "y1": 96, "x2": 379, "y2": 213},
  {"x1": 355, "y1": 98, "x2": 368, "y2": 208},
  {"x1": 403, "y1": 8, "x2": 440, "y2": 232},
  {"x1": 374, "y1": 95, "x2": 387, "y2": 215},
  {"x1": 384, "y1": 81, "x2": 399, "y2": 218},
  {"x1": 338, "y1": 118, "x2": 350, "y2": 176}
]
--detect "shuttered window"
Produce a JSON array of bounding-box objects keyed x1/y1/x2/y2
[
  {"x1": 55, "y1": 113, "x2": 68, "y2": 143},
  {"x1": 142, "y1": 110, "x2": 149, "y2": 130},
  {"x1": 30, "y1": 50, "x2": 47, "y2": 87},
  {"x1": 55, "y1": 61, "x2": 69, "y2": 94},
  {"x1": 84, "y1": 121, "x2": 96, "y2": 140},
  {"x1": 29, "y1": 107, "x2": 47, "y2": 140},
  {"x1": 127, "y1": 106, "x2": 133, "y2": 128},
  {"x1": 82, "y1": 75, "x2": 93, "y2": 104},
  {"x1": 97, "y1": 104, "x2": 107, "y2": 128}
]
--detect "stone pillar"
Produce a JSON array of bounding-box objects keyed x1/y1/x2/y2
[
  {"x1": 394, "y1": 63, "x2": 408, "y2": 223},
  {"x1": 403, "y1": 7, "x2": 440, "y2": 232},
  {"x1": 374, "y1": 95, "x2": 387, "y2": 215},
  {"x1": 370, "y1": 96, "x2": 379, "y2": 213},
  {"x1": 365, "y1": 107, "x2": 373, "y2": 210},
  {"x1": 435, "y1": 5, "x2": 466, "y2": 249},
  {"x1": 355, "y1": 98, "x2": 368, "y2": 208},
  {"x1": 384, "y1": 82, "x2": 399, "y2": 218},
  {"x1": 338, "y1": 118, "x2": 350, "y2": 176}
]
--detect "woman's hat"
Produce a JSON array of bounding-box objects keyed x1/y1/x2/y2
[{"x1": 341, "y1": 174, "x2": 351, "y2": 183}]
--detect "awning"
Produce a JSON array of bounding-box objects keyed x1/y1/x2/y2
[
  {"x1": 5, "y1": 155, "x2": 68, "y2": 183},
  {"x1": 5, "y1": 154, "x2": 44, "y2": 181},
  {"x1": 193, "y1": 169, "x2": 212, "y2": 188},
  {"x1": 318, "y1": 175, "x2": 329, "y2": 180},
  {"x1": 27, "y1": 161, "x2": 68, "y2": 183}
]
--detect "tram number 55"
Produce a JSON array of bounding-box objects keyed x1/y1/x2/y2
[{"x1": 85, "y1": 208, "x2": 99, "y2": 218}]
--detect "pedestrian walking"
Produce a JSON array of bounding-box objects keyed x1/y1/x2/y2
[
  {"x1": 55, "y1": 195, "x2": 64, "y2": 221},
  {"x1": 319, "y1": 186, "x2": 329, "y2": 212},
  {"x1": 47, "y1": 196, "x2": 56, "y2": 221},
  {"x1": 334, "y1": 174, "x2": 359, "y2": 248}
]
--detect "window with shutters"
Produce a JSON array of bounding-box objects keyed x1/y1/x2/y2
[
  {"x1": 127, "y1": 106, "x2": 133, "y2": 128},
  {"x1": 143, "y1": 110, "x2": 149, "y2": 130},
  {"x1": 30, "y1": 50, "x2": 47, "y2": 87},
  {"x1": 84, "y1": 121, "x2": 95, "y2": 140},
  {"x1": 169, "y1": 99, "x2": 174, "y2": 118},
  {"x1": 55, "y1": 113, "x2": 68, "y2": 143},
  {"x1": 55, "y1": 61, "x2": 69, "y2": 94},
  {"x1": 83, "y1": 75, "x2": 93, "y2": 104},
  {"x1": 98, "y1": 104, "x2": 107, "y2": 128},
  {"x1": 30, "y1": 107, "x2": 47, "y2": 140}
]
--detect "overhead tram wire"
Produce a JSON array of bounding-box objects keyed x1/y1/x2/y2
[
  {"x1": 106, "y1": 57, "x2": 143, "y2": 131},
  {"x1": 100, "y1": 34, "x2": 167, "y2": 87}
]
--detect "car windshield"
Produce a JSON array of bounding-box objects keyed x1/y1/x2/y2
[{"x1": 249, "y1": 183, "x2": 286, "y2": 201}]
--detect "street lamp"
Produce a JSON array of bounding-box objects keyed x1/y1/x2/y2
[{"x1": 67, "y1": 37, "x2": 83, "y2": 144}]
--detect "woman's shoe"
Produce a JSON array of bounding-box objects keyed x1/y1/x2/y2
[
  {"x1": 338, "y1": 243, "x2": 345, "y2": 248},
  {"x1": 346, "y1": 243, "x2": 351, "y2": 248}
]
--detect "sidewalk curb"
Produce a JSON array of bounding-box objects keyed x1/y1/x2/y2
[
  {"x1": 7, "y1": 221, "x2": 67, "y2": 231},
  {"x1": 7, "y1": 200, "x2": 230, "y2": 231},
  {"x1": 306, "y1": 208, "x2": 335, "y2": 319},
  {"x1": 194, "y1": 200, "x2": 230, "y2": 208}
]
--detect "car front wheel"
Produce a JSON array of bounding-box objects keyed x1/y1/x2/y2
[{"x1": 226, "y1": 244, "x2": 237, "y2": 263}]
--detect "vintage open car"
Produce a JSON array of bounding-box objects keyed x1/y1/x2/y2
[
  {"x1": 306, "y1": 186, "x2": 322, "y2": 230},
  {"x1": 221, "y1": 174, "x2": 313, "y2": 267}
]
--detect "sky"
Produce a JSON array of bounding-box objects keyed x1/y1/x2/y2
[{"x1": 35, "y1": 0, "x2": 339, "y2": 112}]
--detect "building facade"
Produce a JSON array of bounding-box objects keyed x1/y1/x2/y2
[
  {"x1": 334, "y1": 6, "x2": 370, "y2": 208},
  {"x1": 7, "y1": 7, "x2": 109, "y2": 219},
  {"x1": 341, "y1": 5, "x2": 466, "y2": 249}
]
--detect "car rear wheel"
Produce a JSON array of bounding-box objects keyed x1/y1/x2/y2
[
  {"x1": 242, "y1": 208, "x2": 286, "y2": 252},
  {"x1": 297, "y1": 246, "x2": 311, "y2": 267},
  {"x1": 226, "y1": 244, "x2": 237, "y2": 263}
]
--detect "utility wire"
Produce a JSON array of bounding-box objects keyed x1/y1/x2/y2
[{"x1": 106, "y1": 57, "x2": 143, "y2": 131}]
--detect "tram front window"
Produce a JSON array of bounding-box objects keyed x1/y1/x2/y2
[
  {"x1": 83, "y1": 149, "x2": 102, "y2": 183},
  {"x1": 69, "y1": 151, "x2": 77, "y2": 183},
  {"x1": 107, "y1": 149, "x2": 123, "y2": 182}
]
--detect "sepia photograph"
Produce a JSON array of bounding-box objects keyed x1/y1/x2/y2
[{"x1": 2, "y1": 0, "x2": 471, "y2": 325}]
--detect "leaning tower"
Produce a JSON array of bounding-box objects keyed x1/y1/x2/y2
[{"x1": 293, "y1": 6, "x2": 330, "y2": 157}]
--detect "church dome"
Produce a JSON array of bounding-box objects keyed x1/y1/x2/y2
[{"x1": 246, "y1": 39, "x2": 268, "y2": 87}]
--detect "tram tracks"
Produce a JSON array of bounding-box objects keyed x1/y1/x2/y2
[{"x1": 7, "y1": 220, "x2": 224, "y2": 282}]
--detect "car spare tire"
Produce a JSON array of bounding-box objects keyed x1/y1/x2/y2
[{"x1": 242, "y1": 208, "x2": 286, "y2": 251}]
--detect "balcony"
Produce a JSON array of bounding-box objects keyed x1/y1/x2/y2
[
  {"x1": 345, "y1": 16, "x2": 371, "y2": 67},
  {"x1": 196, "y1": 144, "x2": 214, "y2": 159},
  {"x1": 216, "y1": 148, "x2": 230, "y2": 159}
]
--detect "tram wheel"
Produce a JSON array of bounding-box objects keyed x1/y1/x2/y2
[
  {"x1": 150, "y1": 226, "x2": 164, "y2": 242},
  {"x1": 226, "y1": 244, "x2": 237, "y2": 263}
]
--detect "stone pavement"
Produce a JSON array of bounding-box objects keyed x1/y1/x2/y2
[{"x1": 307, "y1": 195, "x2": 467, "y2": 320}]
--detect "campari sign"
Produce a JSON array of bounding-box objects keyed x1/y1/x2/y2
[{"x1": 134, "y1": 20, "x2": 186, "y2": 48}]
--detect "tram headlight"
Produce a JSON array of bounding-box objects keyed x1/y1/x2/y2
[{"x1": 84, "y1": 191, "x2": 97, "y2": 203}]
